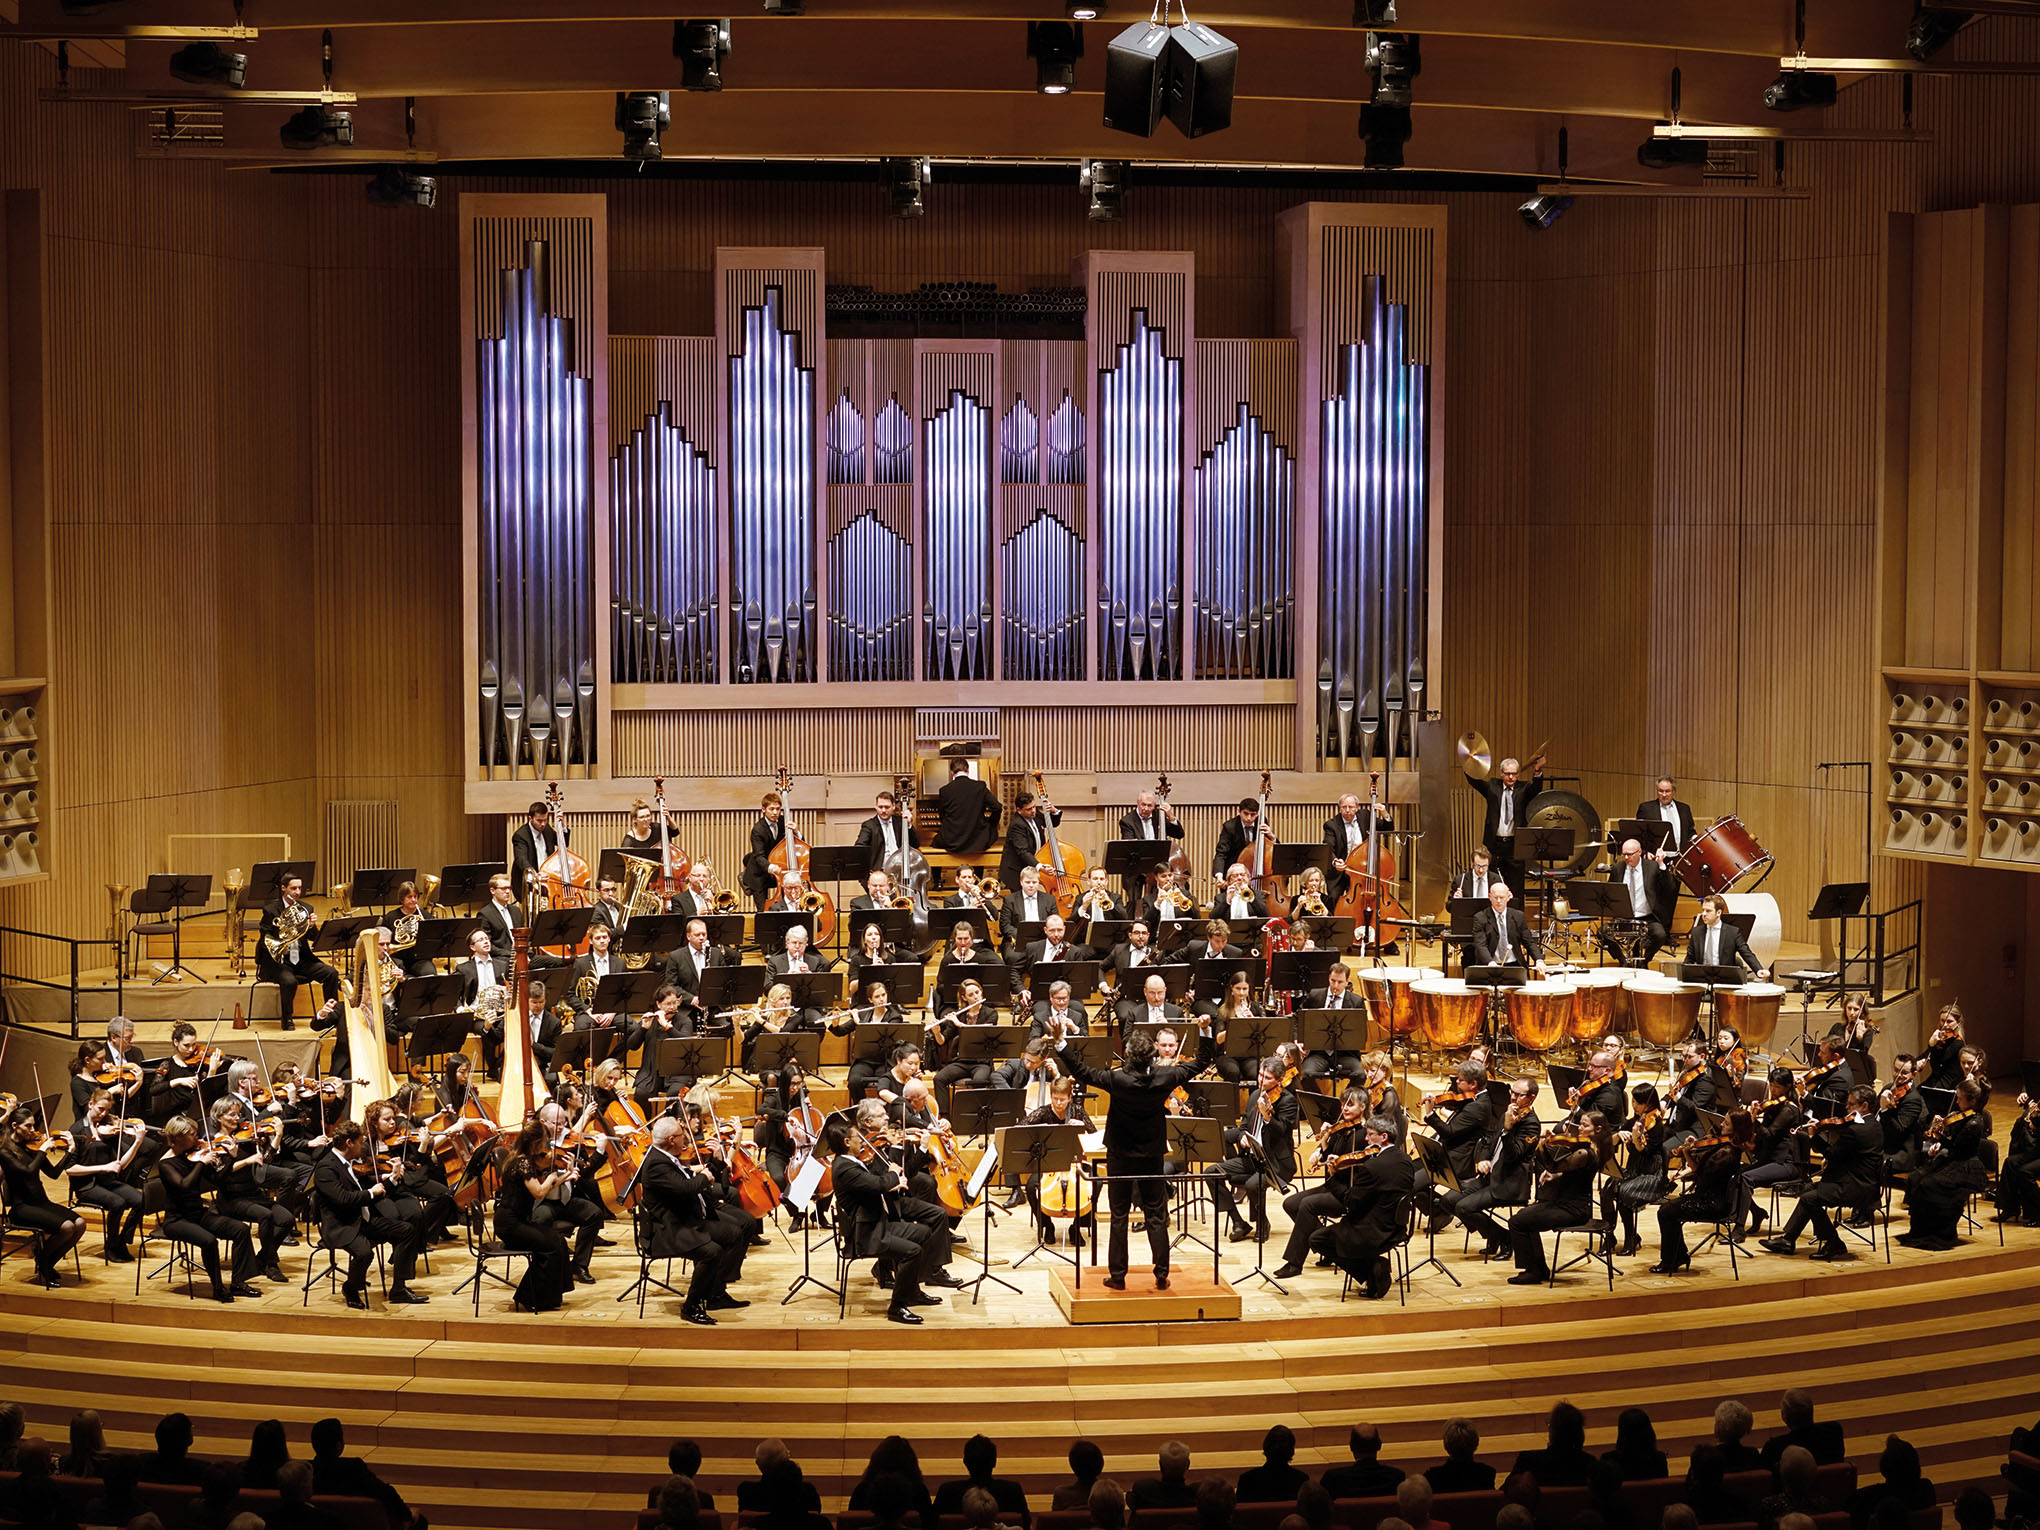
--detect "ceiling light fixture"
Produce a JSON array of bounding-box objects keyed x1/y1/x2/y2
[
  {"x1": 673, "y1": 20, "x2": 732, "y2": 92},
  {"x1": 883, "y1": 155, "x2": 930, "y2": 218},
  {"x1": 1027, "y1": 21, "x2": 1084, "y2": 95},
  {"x1": 1357, "y1": 26, "x2": 1419, "y2": 167},
  {"x1": 280, "y1": 104, "x2": 352, "y2": 148},
  {"x1": 1906, "y1": 5, "x2": 1970, "y2": 60},
  {"x1": 616, "y1": 90, "x2": 671, "y2": 159},
  {"x1": 169, "y1": 41, "x2": 247, "y2": 88},
  {"x1": 366, "y1": 167, "x2": 437, "y2": 207},
  {"x1": 1638, "y1": 65, "x2": 1707, "y2": 169},
  {"x1": 1081, "y1": 157, "x2": 1126, "y2": 220},
  {"x1": 1518, "y1": 124, "x2": 1571, "y2": 228},
  {"x1": 1067, "y1": 1, "x2": 1102, "y2": 18}
]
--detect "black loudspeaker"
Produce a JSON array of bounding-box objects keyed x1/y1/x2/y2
[
  {"x1": 1104, "y1": 21, "x2": 1170, "y2": 137},
  {"x1": 1163, "y1": 21, "x2": 1237, "y2": 138}
]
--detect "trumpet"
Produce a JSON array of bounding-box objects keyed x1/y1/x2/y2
[
  {"x1": 978, "y1": 877, "x2": 1005, "y2": 904},
  {"x1": 800, "y1": 890, "x2": 827, "y2": 914},
  {"x1": 1291, "y1": 891, "x2": 1329, "y2": 919}
]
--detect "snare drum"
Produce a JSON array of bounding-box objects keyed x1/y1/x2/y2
[
  {"x1": 1413, "y1": 977, "x2": 1485, "y2": 1050},
  {"x1": 1718, "y1": 982, "x2": 1786, "y2": 1048},
  {"x1": 1358, "y1": 964, "x2": 1428, "y2": 1038},
  {"x1": 1506, "y1": 981, "x2": 1576, "y2": 1054},
  {"x1": 1624, "y1": 977, "x2": 1704, "y2": 1048},
  {"x1": 1567, "y1": 968, "x2": 1626, "y2": 1043},
  {"x1": 1674, "y1": 816, "x2": 1774, "y2": 897}
]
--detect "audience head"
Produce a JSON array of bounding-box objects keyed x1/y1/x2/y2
[
  {"x1": 1660, "y1": 1509, "x2": 1699, "y2": 1530},
  {"x1": 199, "y1": 1462, "x2": 240, "y2": 1511},
  {"x1": 1442, "y1": 1418, "x2": 1480, "y2": 1461},
  {"x1": 1868, "y1": 1503, "x2": 1910, "y2": 1530},
  {"x1": 1614, "y1": 1408, "x2": 1657, "y2": 1455},
  {"x1": 0, "y1": 1401, "x2": 21, "y2": 1452},
  {"x1": 278, "y1": 1461, "x2": 315, "y2": 1507},
  {"x1": 863, "y1": 1436, "x2": 923, "y2": 1488},
  {"x1": 1953, "y1": 1486, "x2": 1995, "y2": 1530},
  {"x1": 667, "y1": 1439, "x2": 704, "y2": 1479},
  {"x1": 1278, "y1": 1518, "x2": 1307, "y2": 1530},
  {"x1": 1194, "y1": 1479, "x2": 1236, "y2": 1530},
  {"x1": 1778, "y1": 1446, "x2": 1817, "y2": 1495},
  {"x1": 963, "y1": 1433, "x2": 998, "y2": 1477},
  {"x1": 1394, "y1": 1477, "x2": 1432, "y2": 1523},
  {"x1": 68, "y1": 1408, "x2": 105, "y2": 1462},
  {"x1": 1158, "y1": 1441, "x2": 1192, "y2": 1482},
  {"x1": 1878, "y1": 1435, "x2": 1922, "y2": 1489},
  {"x1": 754, "y1": 1438, "x2": 791, "y2": 1472},
  {"x1": 866, "y1": 1474, "x2": 916, "y2": 1530},
  {"x1": 1495, "y1": 1510, "x2": 1534, "y2": 1530},
  {"x1": 657, "y1": 1475, "x2": 702, "y2": 1530},
  {"x1": 310, "y1": 1418, "x2": 346, "y2": 1459},
  {"x1": 1685, "y1": 1446, "x2": 1726, "y2": 1492},
  {"x1": 1350, "y1": 1423, "x2": 1383, "y2": 1460},
  {"x1": 1547, "y1": 1402, "x2": 1586, "y2": 1453},
  {"x1": 1068, "y1": 1439, "x2": 1104, "y2": 1483},
  {"x1": 100, "y1": 1455, "x2": 141, "y2": 1504},
  {"x1": 960, "y1": 1486, "x2": 1001, "y2": 1530},
  {"x1": 1501, "y1": 1472, "x2": 1539, "y2": 1510},
  {"x1": 1261, "y1": 1424, "x2": 1296, "y2": 1466},
  {"x1": 224, "y1": 1516, "x2": 264, "y2": 1530},
  {"x1": 1295, "y1": 1483, "x2": 1333, "y2": 1530},
  {"x1": 1779, "y1": 1388, "x2": 1815, "y2": 1430},
  {"x1": 1088, "y1": 1479, "x2": 1126, "y2": 1530},
  {"x1": 247, "y1": 1418, "x2": 289, "y2": 1471},
  {"x1": 1776, "y1": 1517, "x2": 1816, "y2": 1530},
  {"x1": 1713, "y1": 1399, "x2": 1752, "y2": 1445},
  {"x1": 156, "y1": 1413, "x2": 194, "y2": 1459}
]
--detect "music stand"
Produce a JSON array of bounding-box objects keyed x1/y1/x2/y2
[
  {"x1": 406, "y1": 1012, "x2": 476, "y2": 1073},
  {"x1": 1192, "y1": 957, "x2": 1255, "y2": 1001},
  {"x1": 691, "y1": 913, "x2": 746, "y2": 950},
  {"x1": 1296, "y1": 1090, "x2": 1345, "y2": 1131},
  {"x1": 1808, "y1": 881, "x2": 1871, "y2": 998},
  {"x1": 855, "y1": 962, "x2": 925, "y2": 1006},
  {"x1": 1614, "y1": 819, "x2": 1674, "y2": 856},
  {"x1": 1404, "y1": 1130, "x2": 1464, "y2": 1288},
  {"x1": 750, "y1": 1030, "x2": 823, "y2": 1079},
  {"x1": 1027, "y1": 960, "x2": 1102, "y2": 1003},
  {"x1": 1292, "y1": 916, "x2": 1359, "y2": 952},
  {"x1": 312, "y1": 915, "x2": 377, "y2": 956},
  {"x1": 394, "y1": 974, "x2": 463, "y2": 1027},
  {"x1": 1161, "y1": 1115, "x2": 1228, "y2": 1278},
  {"x1": 146, "y1": 873, "x2": 212, "y2": 984},
  {"x1": 1115, "y1": 961, "x2": 1191, "y2": 1007},
  {"x1": 436, "y1": 863, "x2": 505, "y2": 910},
  {"x1": 753, "y1": 910, "x2": 819, "y2": 956},
  {"x1": 652, "y1": 1034, "x2": 728, "y2": 1094},
  {"x1": 958, "y1": 1117, "x2": 1027, "y2": 1301},
  {"x1": 953, "y1": 1026, "x2": 1029, "y2": 1071},
  {"x1": 1222, "y1": 1010, "x2": 1293, "y2": 1066},
  {"x1": 997, "y1": 1121, "x2": 1083, "y2": 1274},
  {"x1": 1466, "y1": 966, "x2": 1530, "y2": 987},
  {"x1": 617, "y1": 915, "x2": 690, "y2": 964},
  {"x1": 1296, "y1": 1007, "x2": 1384, "y2": 1063},
  {"x1": 1080, "y1": 916, "x2": 1137, "y2": 951},
  {"x1": 950, "y1": 1085, "x2": 1023, "y2": 1143},
  {"x1": 698, "y1": 967, "x2": 769, "y2": 1028},
  {"x1": 551, "y1": 1025, "x2": 632, "y2": 1077},
  {"x1": 412, "y1": 918, "x2": 482, "y2": 966},
  {"x1": 1512, "y1": 827, "x2": 1574, "y2": 866},
  {"x1": 1270, "y1": 950, "x2": 1338, "y2": 994},
  {"x1": 1184, "y1": 1081, "x2": 1241, "y2": 1127},
  {"x1": 529, "y1": 908, "x2": 593, "y2": 956},
  {"x1": 929, "y1": 907, "x2": 994, "y2": 945},
  {"x1": 590, "y1": 971, "x2": 667, "y2": 1016},
  {"x1": 1547, "y1": 1062, "x2": 1586, "y2": 1115},
  {"x1": 779, "y1": 1152, "x2": 839, "y2": 1306},
  {"x1": 348, "y1": 868, "x2": 417, "y2": 911},
  {"x1": 1104, "y1": 839, "x2": 1173, "y2": 885},
  {"x1": 780, "y1": 971, "x2": 846, "y2": 1016},
  {"x1": 1270, "y1": 842, "x2": 1334, "y2": 878},
  {"x1": 1012, "y1": 918, "x2": 1049, "y2": 950},
  {"x1": 849, "y1": 1021, "x2": 924, "y2": 1081}
]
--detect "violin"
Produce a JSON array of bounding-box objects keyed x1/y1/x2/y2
[
  {"x1": 93, "y1": 1060, "x2": 144, "y2": 1090},
  {"x1": 1309, "y1": 1117, "x2": 1364, "y2": 1170},
  {"x1": 1321, "y1": 1141, "x2": 1387, "y2": 1175},
  {"x1": 1425, "y1": 1083, "x2": 1477, "y2": 1113}
]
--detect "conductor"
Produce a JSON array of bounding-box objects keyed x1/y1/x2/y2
[{"x1": 1046, "y1": 1013, "x2": 1192, "y2": 1292}]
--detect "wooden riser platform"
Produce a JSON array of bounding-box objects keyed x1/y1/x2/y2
[
  {"x1": 1050, "y1": 1263, "x2": 1241, "y2": 1323},
  {"x1": 3, "y1": 1219, "x2": 2033, "y2": 1530}
]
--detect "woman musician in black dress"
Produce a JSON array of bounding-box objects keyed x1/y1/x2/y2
[
  {"x1": 929, "y1": 976, "x2": 1001, "y2": 1103},
  {"x1": 1652, "y1": 1109, "x2": 1754, "y2": 1274},
  {"x1": 68, "y1": 1088, "x2": 151, "y2": 1262},
  {"x1": 1902, "y1": 1079, "x2": 1991, "y2": 1251},
  {"x1": 1732, "y1": 1068, "x2": 1803, "y2": 1242},
  {"x1": 495, "y1": 1118, "x2": 575, "y2": 1313},
  {"x1": 0, "y1": 1106, "x2": 88, "y2": 1284}
]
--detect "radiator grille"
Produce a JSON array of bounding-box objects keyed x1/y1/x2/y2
[{"x1": 915, "y1": 708, "x2": 999, "y2": 744}]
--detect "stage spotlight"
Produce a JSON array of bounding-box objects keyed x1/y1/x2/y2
[
  {"x1": 1163, "y1": 19, "x2": 1235, "y2": 137},
  {"x1": 883, "y1": 155, "x2": 930, "y2": 218},
  {"x1": 280, "y1": 105, "x2": 353, "y2": 149},
  {"x1": 616, "y1": 90, "x2": 671, "y2": 160},
  {"x1": 1028, "y1": 21, "x2": 1084, "y2": 96},
  {"x1": 1067, "y1": 0, "x2": 1102, "y2": 18},
  {"x1": 1358, "y1": 101, "x2": 1410, "y2": 168},
  {"x1": 1763, "y1": 67, "x2": 1836, "y2": 111},
  {"x1": 1517, "y1": 193, "x2": 1571, "y2": 230},
  {"x1": 1907, "y1": 6, "x2": 1969, "y2": 60},
  {"x1": 1363, "y1": 30, "x2": 1420, "y2": 109},
  {"x1": 674, "y1": 20, "x2": 732, "y2": 92},
  {"x1": 366, "y1": 167, "x2": 438, "y2": 207},
  {"x1": 1081, "y1": 157, "x2": 1126, "y2": 221},
  {"x1": 169, "y1": 41, "x2": 246, "y2": 88},
  {"x1": 1637, "y1": 133, "x2": 1708, "y2": 170}
]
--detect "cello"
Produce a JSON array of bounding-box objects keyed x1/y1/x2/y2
[
  {"x1": 532, "y1": 781, "x2": 594, "y2": 958},
  {"x1": 1249, "y1": 771, "x2": 1290, "y2": 918},
  {"x1": 1030, "y1": 771, "x2": 1086, "y2": 918},
  {"x1": 1333, "y1": 771, "x2": 1407, "y2": 952}
]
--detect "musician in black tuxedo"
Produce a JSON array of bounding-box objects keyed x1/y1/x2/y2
[
  {"x1": 1603, "y1": 837, "x2": 1678, "y2": 964},
  {"x1": 1638, "y1": 776, "x2": 1698, "y2": 858},
  {"x1": 1467, "y1": 751, "x2": 1546, "y2": 901},
  {"x1": 1049, "y1": 1020, "x2": 1193, "y2": 1289},
  {"x1": 999, "y1": 866, "x2": 1057, "y2": 949},
  {"x1": 1186, "y1": 920, "x2": 1245, "y2": 965},
  {"x1": 1323, "y1": 792, "x2": 1393, "y2": 901},
  {"x1": 1103, "y1": 919, "x2": 1163, "y2": 996},
  {"x1": 378, "y1": 883, "x2": 439, "y2": 980},
  {"x1": 1683, "y1": 895, "x2": 1770, "y2": 978},
  {"x1": 641, "y1": 1116, "x2": 749, "y2": 1324},
  {"x1": 1211, "y1": 797, "x2": 1272, "y2": 880},
  {"x1": 1204, "y1": 1059, "x2": 1298, "y2": 1244},
  {"x1": 1210, "y1": 864, "x2": 1270, "y2": 923},
  {"x1": 742, "y1": 791, "x2": 788, "y2": 909},
  {"x1": 1299, "y1": 964, "x2": 1369, "y2": 1081},
  {"x1": 585, "y1": 880, "x2": 624, "y2": 939},
  {"x1": 1468, "y1": 884, "x2": 1544, "y2": 971},
  {"x1": 562, "y1": 923, "x2": 628, "y2": 1029},
  {"x1": 999, "y1": 790, "x2": 1063, "y2": 890},
  {"x1": 476, "y1": 872, "x2": 525, "y2": 955},
  {"x1": 256, "y1": 874, "x2": 338, "y2": 1032},
  {"x1": 1439, "y1": 1077, "x2": 1541, "y2": 1261},
  {"x1": 1070, "y1": 867, "x2": 1129, "y2": 929},
  {"x1": 509, "y1": 801, "x2": 566, "y2": 901},
  {"x1": 1448, "y1": 848, "x2": 1508, "y2": 901},
  {"x1": 311, "y1": 1122, "x2": 426, "y2": 1309},
  {"x1": 827, "y1": 1100, "x2": 959, "y2": 1324},
  {"x1": 1761, "y1": 1086, "x2": 1882, "y2": 1261},
  {"x1": 1118, "y1": 788, "x2": 1185, "y2": 900},
  {"x1": 852, "y1": 789, "x2": 919, "y2": 873},
  {"x1": 935, "y1": 759, "x2": 1002, "y2": 857},
  {"x1": 667, "y1": 866, "x2": 721, "y2": 921},
  {"x1": 765, "y1": 926, "x2": 835, "y2": 982},
  {"x1": 1014, "y1": 913, "x2": 1094, "y2": 976},
  {"x1": 1029, "y1": 982, "x2": 1090, "y2": 1038},
  {"x1": 662, "y1": 918, "x2": 728, "y2": 1015},
  {"x1": 1321, "y1": 1117, "x2": 1416, "y2": 1299},
  {"x1": 1116, "y1": 971, "x2": 1187, "y2": 1030}
]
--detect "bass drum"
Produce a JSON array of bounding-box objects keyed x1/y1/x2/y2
[
  {"x1": 1528, "y1": 790, "x2": 1604, "y2": 877},
  {"x1": 1719, "y1": 892, "x2": 1782, "y2": 968}
]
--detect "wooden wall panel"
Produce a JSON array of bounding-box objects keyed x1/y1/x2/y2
[{"x1": 2004, "y1": 206, "x2": 2040, "y2": 673}]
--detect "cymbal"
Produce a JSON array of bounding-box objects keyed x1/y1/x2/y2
[{"x1": 1456, "y1": 730, "x2": 1492, "y2": 782}]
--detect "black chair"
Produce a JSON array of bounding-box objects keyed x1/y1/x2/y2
[
  {"x1": 620, "y1": 1202, "x2": 697, "y2": 1318},
  {"x1": 831, "y1": 1213, "x2": 891, "y2": 1318},
  {"x1": 299, "y1": 1187, "x2": 385, "y2": 1307},
  {"x1": 126, "y1": 890, "x2": 177, "y2": 977},
  {"x1": 452, "y1": 1200, "x2": 530, "y2": 1315},
  {"x1": 1, "y1": 1188, "x2": 82, "y2": 1287},
  {"x1": 1546, "y1": 1213, "x2": 1617, "y2": 1290},
  {"x1": 135, "y1": 1208, "x2": 222, "y2": 1300}
]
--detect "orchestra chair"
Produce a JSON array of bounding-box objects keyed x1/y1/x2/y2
[
  {"x1": 624, "y1": 1200, "x2": 700, "y2": 1319},
  {"x1": 1337, "y1": 1192, "x2": 1416, "y2": 1307},
  {"x1": 1544, "y1": 1211, "x2": 1617, "y2": 1291},
  {"x1": 452, "y1": 1199, "x2": 531, "y2": 1315},
  {"x1": 125, "y1": 887, "x2": 177, "y2": 977},
  {"x1": 300, "y1": 1185, "x2": 387, "y2": 1307},
  {"x1": 134, "y1": 1207, "x2": 222, "y2": 1300},
  {"x1": 829, "y1": 1214, "x2": 890, "y2": 1319},
  {"x1": 1680, "y1": 1201, "x2": 1744, "y2": 1281},
  {"x1": 1, "y1": 1184, "x2": 83, "y2": 1284}
]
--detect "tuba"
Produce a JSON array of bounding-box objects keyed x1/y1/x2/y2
[
  {"x1": 619, "y1": 857, "x2": 663, "y2": 970},
  {"x1": 107, "y1": 882, "x2": 131, "y2": 980},
  {"x1": 225, "y1": 866, "x2": 248, "y2": 974}
]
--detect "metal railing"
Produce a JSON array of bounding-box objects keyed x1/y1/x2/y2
[
  {"x1": 0, "y1": 924, "x2": 123, "y2": 1038},
  {"x1": 1867, "y1": 898, "x2": 1922, "y2": 1005}
]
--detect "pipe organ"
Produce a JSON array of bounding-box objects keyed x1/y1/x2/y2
[{"x1": 461, "y1": 196, "x2": 1444, "y2": 804}]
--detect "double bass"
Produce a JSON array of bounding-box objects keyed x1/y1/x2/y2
[
  {"x1": 532, "y1": 781, "x2": 594, "y2": 958},
  {"x1": 651, "y1": 776, "x2": 690, "y2": 895},
  {"x1": 1030, "y1": 771, "x2": 1086, "y2": 918},
  {"x1": 1249, "y1": 771, "x2": 1290, "y2": 918},
  {"x1": 1144, "y1": 774, "x2": 1193, "y2": 894},
  {"x1": 768, "y1": 765, "x2": 836, "y2": 944},
  {"x1": 1333, "y1": 770, "x2": 1407, "y2": 952}
]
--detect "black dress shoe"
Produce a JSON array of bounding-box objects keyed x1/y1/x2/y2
[
  {"x1": 342, "y1": 1285, "x2": 369, "y2": 1311},
  {"x1": 1810, "y1": 1242, "x2": 1854, "y2": 1262},
  {"x1": 924, "y1": 1271, "x2": 964, "y2": 1289},
  {"x1": 1035, "y1": 1223, "x2": 1058, "y2": 1245},
  {"x1": 388, "y1": 1287, "x2": 431, "y2": 1304},
  {"x1": 1649, "y1": 1260, "x2": 1688, "y2": 1275},
  {"x1": 229, "y1": 1281, "x2": 263, "y2": 1298},
  {"x1": 1153, "y1": 1270, "x2": 1169, "y2": 1290},
  {"x1": 212, "y1": 1287, "x2": 236, "y2": 1303},
  {"x1": 901, "y1": 1289, "x2": 944, "y2": 1308},
  {"x1": 681, "y1": 1303, "x2": 717, "y2": 1326},
  {"x1": 1227, "y1": 1222, "x2": 1255, "y2": 1244},
  {"x1": 1102, "y1": 1274, "x2": 1127, "y2": 1290},
  {"x1": 1758, "y1": 1236, "x2": 1798, "y2": 1256},
  {"x1": 748, "y1": 1233, "x2": 770, "y2": 1248},
  {"x1": 571, "y1": 1267, "x2": 596, "y2": 1286},
  {"x1": 104, "y1": 1246, "x2": 133, "y2": 1265},
  {"x1": 1506, "y1": 1270, "x2": 1544, "y2": 1285},
  {"x1": 592, "y1": 1234, "x2": 616, "y2": 1248},
  {"x1": 1616, "y1": 1236, "x2": 1643, "y2": 1258},
  {"x1": 887, "y1": 1305, "x2": 924, "y2": 1325},
  {"x1": 1273, "y1": 1262, "x2": 1305, "y2": 1279},
  {"x1": 707, "y1": 1293, "x2": 750, "y2": 1310},
  {"x1": 262, "y1": 1264, "x2": 287, "y2": 1284},
  {"x1": 280, "y1": 1020, "x2": 297, "y2": 1032},
  {"x1": 280, "y1": 1233, "x2": 302, "y2": 1247}
]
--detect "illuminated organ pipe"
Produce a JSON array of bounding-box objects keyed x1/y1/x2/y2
[
  {"x1": 999, "y1": 397, "x2": 1039, "y2": 485},
  {"x1": 1045, "y1": 392, "x2": 1085, "y2": 485},
  {"x1": 1194, "y1": 403, "x2": 1294, "y2": 680},
  {"x1": 1097, "y1": 312, "x2": 1182, "y2": 680},
  {"x1": 1318, "y1": 279, "x2": 1430, "y2": 766},
  {"x1": 873, "y1": 397, "x2": 913, "y2": 485},
  {"x1": 1001, "y1": 511, "x2": 1084, "y2": 682},
  {"x1": 610, "y1": 403, "x2": 717, "y2": 684},
  {"x1": 924, "y1": 390, "x2": 992, "y2": 680},
  {"x1": 728, "y1": 288, "x2": 816, "y2": 684},
  {"x1": 826, "y1": 510, "x2": 911, "y2": 682},
  {"x1": 475, "y1": 240, "x2": 595, "y2": 774},
  {"x1": 826, "y1": 392, "x2": 865, "y2": 484}
]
